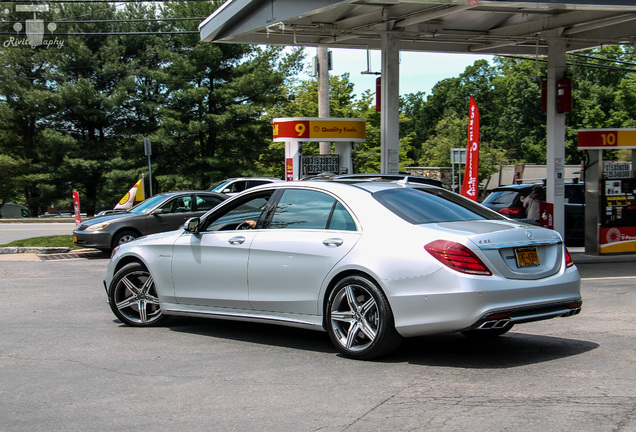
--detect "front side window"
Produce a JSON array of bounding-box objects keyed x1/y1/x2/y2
[
  {"x1": 374, "y1": 187, "x2": 506, "y2": 224},
  {"x1": 204, "y1": 192, "x2": 273, "y2": 231},
  {"x1": 156, "y1": 196, "x2": 192, "y2": 214},
  {"x1": 225, "y1": 181, "x2": 247, "y2": 193},
  {"x1": 269, "y1": 189, "x2": 355, "y2": 230}
]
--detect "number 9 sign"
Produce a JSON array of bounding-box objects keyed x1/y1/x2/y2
[
  {"x1": 272, "y1": 120, "x2": 310, "y2": 139},
  {"x1": 295, "y1": 123, "x2": 306, "y2": 137}
]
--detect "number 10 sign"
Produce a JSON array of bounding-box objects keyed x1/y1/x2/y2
[{"x1": 578, "y1": 128, "x2": 636, "y2": 149}]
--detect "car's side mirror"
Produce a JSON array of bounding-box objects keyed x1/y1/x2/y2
[{"x1": 184, "y1": 217, "x2": 201, "y2": 233}]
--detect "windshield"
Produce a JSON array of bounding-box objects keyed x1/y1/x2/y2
[
  {"x1": 127, "y1": 195, "x2": 169, "y2": 214},
  {"x1": 209, "y1": 180, "x2": 230, "y2": 192},
  {"x1": 374, "y1": 187, "x2": 506, "y2": 224}
]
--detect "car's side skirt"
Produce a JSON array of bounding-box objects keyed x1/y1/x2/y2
[{"x1": 162, "y1": 302, "x2": 325, "y2": 331}]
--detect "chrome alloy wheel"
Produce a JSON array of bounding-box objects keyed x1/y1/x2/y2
[
  {"x1": 329, "y1": 283, "x2": 380, "y2": 353},
  {"x1": 111, "y1": 266, "x2": 163, "y2": 326}
]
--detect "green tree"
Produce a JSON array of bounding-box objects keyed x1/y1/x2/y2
[{"x1": 0, "y1": 40, "x2": 59, "y2": 215}]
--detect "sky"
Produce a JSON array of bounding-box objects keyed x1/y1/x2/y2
[{"x1": 301, "y1": 47, "x2": 494, "y2": 98}]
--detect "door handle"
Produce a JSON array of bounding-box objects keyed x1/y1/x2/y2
[
  {"x1": 323, "y1": 238, "x2": 343, "y2": 247},
  {"x1": 228, "y1": 236, "x2": 246, "y2": 245}
]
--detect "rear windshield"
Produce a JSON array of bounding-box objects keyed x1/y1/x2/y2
[
  {"x1": 374, "y1": 187, "x2": 506, "y2": 224},
  {"x1": 482, "y1": 190, "x2": 521, "y2": 207}
]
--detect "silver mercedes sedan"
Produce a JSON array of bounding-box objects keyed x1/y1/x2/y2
[{"x1": 104, "y1": 180, "x2": 581, "y2": 360}]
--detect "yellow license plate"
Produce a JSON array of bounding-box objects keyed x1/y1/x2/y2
[
  {"x1": 515, "y1": 247, "x2": 540, "y2": 267},
  {"x1": 73, "y1": 236, "x2": 78, "y2": 243}
]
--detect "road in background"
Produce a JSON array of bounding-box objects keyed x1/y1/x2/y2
[
  {"x1": 0, "y1": 256, "x2": 634, "y2": 432},
  {"x1": 0, "y1": 222, "x2": 76, "y2": 244}
]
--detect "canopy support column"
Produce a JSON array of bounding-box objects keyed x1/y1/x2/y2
[
  {"x1": 380, "y1": 33, "x2": 400, "y2": 174},
  {"x1": 546, "y1": 38, "x2": 567, "y2": 238}
]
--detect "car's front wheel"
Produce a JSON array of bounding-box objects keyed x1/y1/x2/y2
[
  {"x1": 326, "y1": 275, "x2": 402, "y2": 360},
  {"x1": 108, "y1": 262, "x2": 167, "y2": 327},
  {"x1": 112, "y1": 230, "x2": 138, "y2": 249}
]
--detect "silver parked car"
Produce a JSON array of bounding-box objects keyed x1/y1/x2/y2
[{"x1": 104, "y1": 180, "x2": 581, "y2": 360}]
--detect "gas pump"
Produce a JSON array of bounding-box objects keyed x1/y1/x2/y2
[
  {"x1": 599, "y1": 175, "x2": 636, "y2": 253},
  {"x1": 578, "y1": 129, "x2": 636, "y2": 255}
]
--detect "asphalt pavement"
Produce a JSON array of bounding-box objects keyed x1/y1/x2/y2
[{"x1": 0, "y1": 256, "x2": 634, "y2": 432}]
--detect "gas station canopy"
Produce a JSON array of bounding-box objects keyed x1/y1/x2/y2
[
  {"x1": 199, "y1": 0, "x2": 636, "y2": 247},
  {"x1": 200, "y1": 0, "x2": 636, "y2": 56}
]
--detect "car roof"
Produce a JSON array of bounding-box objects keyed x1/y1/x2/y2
[
  {"x1": 155, "y1": 190, "x2": 225, "y2": 197},
  {"x1": 302, "y1": 173, "x2": 443, "y2": 187},
  {"x1": 247, "y1": 179, "x2": 442, "y2": 195},
  {"x1": 492, "y1": 184, "x2": 538, "y2": 191},
  {"x1": 221, "y1": 177, "x2": 282, "y2": 181},
  {"x1": 492, "y1": 181, "x2": 581, "y2": 191}
]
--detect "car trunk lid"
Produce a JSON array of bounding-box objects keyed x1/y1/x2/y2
[{"x1": 431, "y1": 220, "x2": 565, "y2": 280}]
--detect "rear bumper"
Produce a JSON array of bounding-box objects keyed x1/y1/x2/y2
[
  {"x1": 386, "y1": 266, "x2": 581, "y2": 338},
  {"x1": 467, "y1": 300, "x2": 582, "y2": 331}
]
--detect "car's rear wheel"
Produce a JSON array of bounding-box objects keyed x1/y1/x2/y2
[
  {"x1": 108, "y1": 262, "x2": 166, "y2": 327},
  {"x1": 112, "y1": 230, "x2": 138, "y2": 249},
  {"x1": 326, "y1": 275, "x2": 402, "y2": 360}
]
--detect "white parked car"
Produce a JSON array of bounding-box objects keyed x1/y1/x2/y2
[
  {"x1": 206, "y1": 177, "x2": 282, "y2": 195},
  {"x1": 104, "y1": 180, "x2": 581, "y2": 360}
]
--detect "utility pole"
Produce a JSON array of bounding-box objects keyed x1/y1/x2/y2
[
  {"x1": 144, "y1": 137, "x2": 153, "y2": 197},
  {"x1": 317, "y1": 46, "x2": 330, "y2": 155}
]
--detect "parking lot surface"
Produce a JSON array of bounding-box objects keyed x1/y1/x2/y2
[{"x1": 0, "y1": 256, "x2": 634, "y2": 432}]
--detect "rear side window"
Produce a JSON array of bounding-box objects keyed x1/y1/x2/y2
[
  {"x1": 246, "y1": 180, "x2": 271, "y2": 188},
  {"x1": 374, "y1": 188, "x2": 506, "y2": 224},
  {"x1": 269, "y1": 189, "x2": 356, "y2": 230},
  {"x1": 196, "y1": 194, "x2": 224, "y2": 211}
]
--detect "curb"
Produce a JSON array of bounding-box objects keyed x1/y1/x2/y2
[
  {"x1": 571, "y1": 253, "x2": 636, "y2": 264},
  {"x1": 0, "y1": 218, "x2": 77, "y2": 224},
  {"x1": 0, "y1": 247, "x2": 71, "y2": 254}
]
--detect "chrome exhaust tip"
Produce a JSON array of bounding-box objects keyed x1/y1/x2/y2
[{"x1": 477, "y1": 318, "x2": 511, "y2": 329}]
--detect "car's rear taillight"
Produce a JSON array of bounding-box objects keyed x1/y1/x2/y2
[
  {"x1": 499, "y1": 207, "x2": 523, "y2": 217},
  {"x1": 425, "y1": 240, "x2": 493, "y2": 276},
  {"x1": 565, "y1": 247, "x2": 574, "y2": 268}
]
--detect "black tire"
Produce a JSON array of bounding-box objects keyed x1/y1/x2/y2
[
  {"x1": 112, "y1": 230, "x2": 138, "y2": 249},
  {"x1": 462, "y1": 323, "x2": 514, "y2": 339},
  {"x1": 108, "y1": 262, "x2": 167, "y2": 327},
  {"x1": 326, "y1": 275, "x2": 402, "y2": 360}
]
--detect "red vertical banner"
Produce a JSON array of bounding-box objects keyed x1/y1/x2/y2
[
  {"x1": 72, "y1": 190, "x2": 81, "y2": 227},
  {"x1": 461, "y1": 95, "x2": 480, "y2": 201},
  {"x1": 285, "y1": 158, "x2": 294, "y2": 181},
  {"x1": 375, "y1": 77, "x2": 381, "y2": 112}
]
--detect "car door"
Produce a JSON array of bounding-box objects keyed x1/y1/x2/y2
[
  {"x1": 247, "y1": 188, "x2": 361, "y2": 315},
  {"x1": 171, "y1": 191, "x2": 274, "y2": 309}
]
